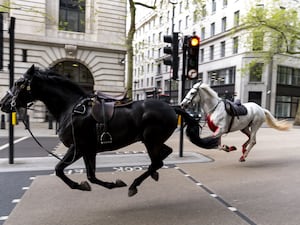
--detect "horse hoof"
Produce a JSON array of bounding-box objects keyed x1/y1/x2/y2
[
  {"x1": 229, "y1": 146, "x2": 237, "y2": 151},
  {"x1": 239, "y1": 157, "x2": 246, "y2": 162},
  {"x1": 221, "y1": 145, "x2": 230, "y2": 152},
  {"x1": 115, "y1": 179, "x2": 127, "y2": 187},
  {"x1": 79, "y1": 181, "x2": 91, "y2": 191},
  {"x1": 128, "y1": 188, "x2": 138, "y2": 197},
  {"x1": 151, "y1": 171, "x2": 159, "y2": 181}
]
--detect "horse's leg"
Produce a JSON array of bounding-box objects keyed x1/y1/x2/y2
[
  {"x1": 241, "y1": 127, "x2": 251, "y2": 154},
  {"x1": 55, "y1": 145, "x2": 91, "y2": 191},
  {"x1": 239, "y1": 126, "x2": 260, "y2": 162},
  {"x1": 83, "y1": 153, "x2": 127, "y2": 189},
  {"x1": 128, "y1": 143, "x2": 172, "y2": 197}
]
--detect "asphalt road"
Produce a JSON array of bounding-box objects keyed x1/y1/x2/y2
[
  {"x1": 1, "y1": 126, "x2": 300, "y2": 225},
  {"x1": 0, "y1": 136, "x2": 60, "y2": 225}
]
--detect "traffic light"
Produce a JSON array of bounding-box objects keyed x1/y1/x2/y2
[
  {"x1": 163, "y1": 32, "x2": 179, "y2": 80},
  {"x1": 187, "y1": 35, "x2": 200, "y2": 79}
]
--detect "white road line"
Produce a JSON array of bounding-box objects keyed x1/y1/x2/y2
[
  {"x1": 0, "y1": 216, "x2": 8, "y2": 221},
  {"x1": 11, "y1": 199, "x2": 20, "y2": 203},
  {"x1": 22, "y1": 187, "x2": 29, "y2": 190},
  {"x1": 0, "y1": 136, "x2": 29, "y2": 151}
]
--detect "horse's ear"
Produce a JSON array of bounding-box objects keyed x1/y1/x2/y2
[{"x1": 25, "y1": 65, "x2": 35, "y2": 78}]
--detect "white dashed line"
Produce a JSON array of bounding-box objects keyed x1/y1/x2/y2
[
  {"x1": 12, "y1": 199, "x2": 20, "y2": 203},
  {"x1": 0, "y1": 216, "x2": 8, "y2": 221}
]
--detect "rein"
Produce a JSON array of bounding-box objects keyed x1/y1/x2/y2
[{"x1": 22, "y1": 119, "x2": 63, "y2": 161}]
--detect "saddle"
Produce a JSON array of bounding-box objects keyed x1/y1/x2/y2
[
  {"x1": 224, "y1": 99, "x2": 247, "y2": 118},
  {"x1": 72, "y1": 90, "x2": 130, "y2": 145},
  {"x1": 224, "y1": 99, "x2": 248, "y2": 133},
  {"x1": 91, "y1": 90, "x2": 131, "y2": 145}
]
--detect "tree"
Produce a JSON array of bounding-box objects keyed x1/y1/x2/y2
[
  {"x1": 126, "y1": 0, "x2": 158, "y2": 99},
  {"x1": 241, "y1": 0, "x2": 300, "y2": 56},
  {"x1": 239, "y1": 0, "x2": 300, "y2": 124}
]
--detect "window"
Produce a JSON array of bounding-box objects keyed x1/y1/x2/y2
[
  {"x1": 233, "y1": 36, "x2": 239, "y2": 54},
  {"x1": 59, "y1": 0, "x2": 85, "y2": 32},
  {"x1": 201, "y1": 27, "x2": 205, "y2": 40},
  {"x1": 200, "y1": 48, "x2": 204, "y2": 62},
  {"x1": 210, "y1": 45, "x2": 214, "y2": 60},
  {"x1": 277, "y1": 66, "x2": 292, "y2": 85},
  {"x1": 209, "y1": 67, "x2": 236, "y2": 86},
  {"x1": 223, "y1": 0, "x2": 228, "y2": 7},
  {"x1": 22, "y1": 49, "x2": 27, "y2": 62},
  {"x1": 277, "y1": 65, "x2": 300, "y2": 86},
  {"x1": 234, "y1": 11, "x2": 240, "y2": 26},
  {"x1": 276, "y1": 96, "x2": 291, "y2": 118},
  {"x1": 221, "y1": 17, "x2": 227, "y2": 32},
  {"x1": 252, "y1": 31, "x2": 264, "y2": 51},
  {"x1": 212, "y1": 0, "x2": 216, "y2": 13},
  {"x1": 249, "y1": 92, "x2": 262, "y2": 105},
  {"x1": 185, "y1": 16, "x2": 189, "y2": 28},
  {"x1": 249, "y1": 63, "x2": 264, "y2": 82},
  {"x1": 221, "y1": 41, "x2": 225, "y2": 57},
  {"x1": 210, "y1": 22, "x2": 215, "y2": 36}
]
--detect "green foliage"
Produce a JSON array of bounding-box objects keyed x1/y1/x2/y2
[
  {"x1": 242, "y1": 0, "x2": 300, "y2": 55},
  {"x1": 237, "y1": 0, "x2": 300, "y2": 75}
]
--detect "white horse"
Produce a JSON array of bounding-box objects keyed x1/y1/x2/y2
[{"x1": 181, "y1": 82, "x2": 291, "y2": 162}]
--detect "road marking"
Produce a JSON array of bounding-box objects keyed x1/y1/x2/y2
[
  {"x1": 0, "y1": 216, "x2": 8, "y2": 221},
  {"x1": 12, "y1": 199, "x2": 20, "y2": 203},
  {"x1": 22, "y1": 187, "x2": 29, "y2": 190},
  {"x1": 0, "y1": 136, "x2": 29, "y2": 151},
  {"x1": 175, "y1": 166, "x2": 257, "y2": 225}
]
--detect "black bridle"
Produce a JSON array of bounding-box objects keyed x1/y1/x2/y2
[{"x1": 5, "y1": 75, "x2": 63, "y2": 161}]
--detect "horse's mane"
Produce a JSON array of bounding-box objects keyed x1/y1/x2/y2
[
  {"x1": 200, "y1": 83, "x2": 219, "y2": 99},
  {"x1": 35, "y1": 68, "x2": 87, "y2": 95}
]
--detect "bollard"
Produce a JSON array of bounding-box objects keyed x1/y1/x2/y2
[
  {"x1": 1, "y1": 114, "x2": 5, "y2": 129},
  {"x1": 48, "y1": 115, "x2": 53, "y2": 129}
]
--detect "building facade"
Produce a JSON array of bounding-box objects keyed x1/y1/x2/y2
[
  {"x1": 0, "y1": 0, "x2": 127, "y2": 120},
  {"x1": 133, "y1": 0, "x2": 300, "y2": 118}
]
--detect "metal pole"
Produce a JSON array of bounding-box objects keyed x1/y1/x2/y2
[
  {"x1": 8, "y1": 17, "x2": 15, "y2": 164},
  {"x1": 169, "y1": 3, "x2": 176, "y2": 101},
  {"x1": 179, "y1": 36, "x2": 188, "y2": 157}
]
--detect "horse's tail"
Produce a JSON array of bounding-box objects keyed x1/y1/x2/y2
[
  {"x1": 173, "y1": 106, "x2": 219, "y2": 149},
  {"x1": 263, "y1": 109, "x2": 291, "y2": 131}
]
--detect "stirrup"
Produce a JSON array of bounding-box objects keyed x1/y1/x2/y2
[{"x1": 100, "y1": 132, "x2": 112, "y2": 144}]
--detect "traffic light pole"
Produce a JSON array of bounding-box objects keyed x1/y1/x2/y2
[
  {"x1": 8, "y1": 17, "x2": 15, "y2": 164},
  {"x1": 179, "y1": 36, "x2": 188, "y2": 157}
]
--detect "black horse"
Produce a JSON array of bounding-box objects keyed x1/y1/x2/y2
[{"x1": 0, "y1": 65, "x2": 218, "y2": 196}]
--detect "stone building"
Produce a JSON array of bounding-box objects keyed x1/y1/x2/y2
[
  {"x1": 0, "y1": 0, "x2": 127, "y2": 121},
  {"x1": 133, "y1": 0, "x2": 300, "y2": 118}
]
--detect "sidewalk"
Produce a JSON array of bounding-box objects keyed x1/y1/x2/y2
[{"x1": 0, "y1": 121, "x2": 58, "y2": 137}]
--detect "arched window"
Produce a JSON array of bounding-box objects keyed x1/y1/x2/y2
[
  {"x1": 59, "y1": 0, "x2": 85, "y2": 32},
  {"x1": 53, "y1": 61, "x2": 94, "y2": 93}
]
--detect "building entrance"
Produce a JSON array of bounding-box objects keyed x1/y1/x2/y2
[{"x1": 53, "y1": 61, "x2": 94, "y2": 93}]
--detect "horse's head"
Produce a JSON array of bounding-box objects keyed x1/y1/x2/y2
[
  {"x1": 0, "y1": 65, "x2": 36, "y2": 113},
  {"x1": 180, "y1": 82, "x2": 202, "y2": 109}
]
